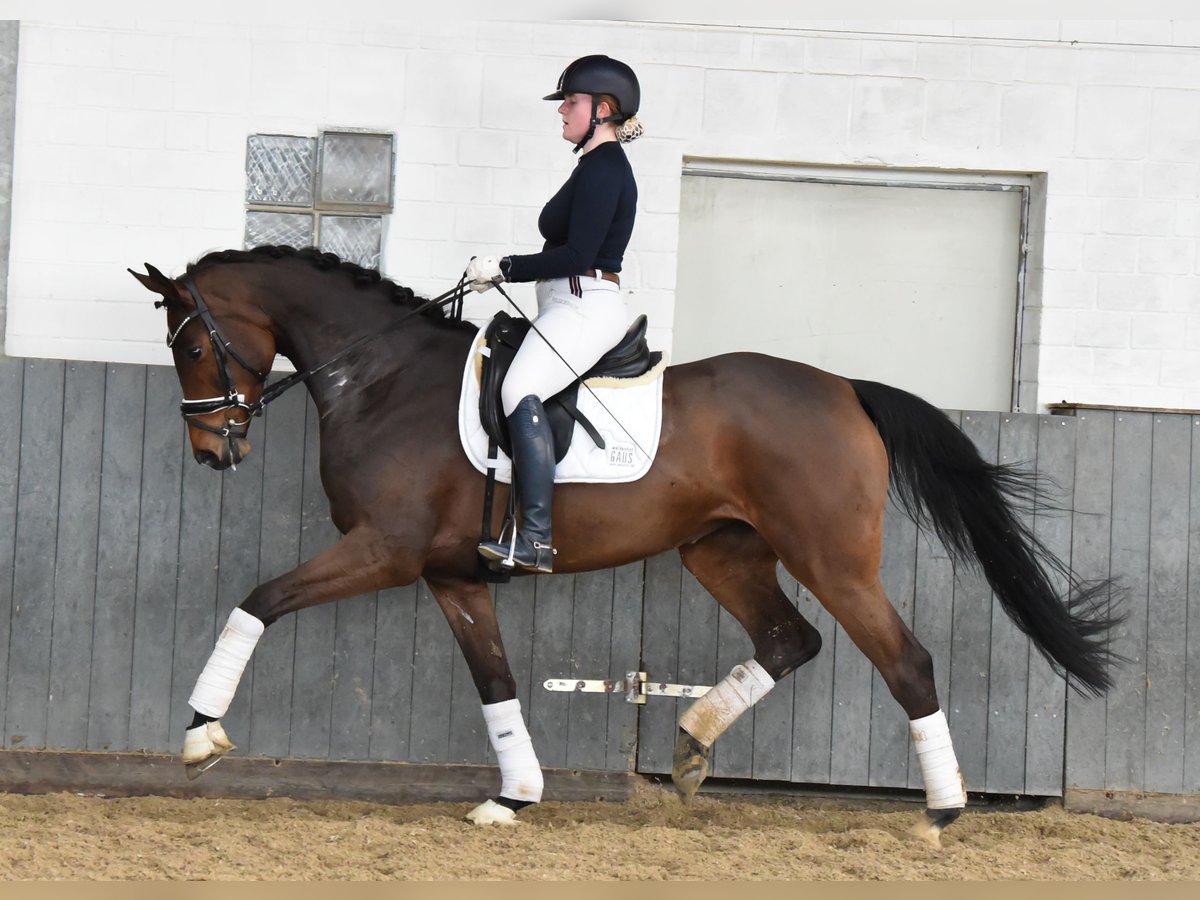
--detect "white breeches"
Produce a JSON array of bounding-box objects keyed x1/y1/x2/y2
[
  {"x1": 679, "y1": 659, "x2": 776, "y2": 748},
  {"x1": 501, "y1": 276, "x2": 630, "y2": 416},
  {"x1": 482, "y1": 698, "x2": 544, "y2": 803}
]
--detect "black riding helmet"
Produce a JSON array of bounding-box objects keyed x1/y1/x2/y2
[{"x1": 544, "y1": 55, "x2": 640, "y2": 153}]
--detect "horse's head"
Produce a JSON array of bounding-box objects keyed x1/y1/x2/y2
[{"x1": 130, "y1": 263, "x2": 276, "y2": 470}]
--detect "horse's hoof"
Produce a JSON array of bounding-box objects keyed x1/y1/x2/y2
[
  {"x1": 909, "y1": 807, "x2": 962, "y2": 847},
  {"x1": 181, "y1": 720, "x2": 236, "y2": 775},
  {"x1": 184, "y1": 755, "x2": 225, "y2": 781},
  {"x1": 671, "y1": 729, "x2": 710, "y2": 803},
  {"x1": 465, "y1": 798, "x2": 517, "y2": 826}
]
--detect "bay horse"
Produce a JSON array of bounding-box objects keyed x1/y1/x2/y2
[{"x1": 131, "y1": 245, "x2": 1120, "y2": 844}]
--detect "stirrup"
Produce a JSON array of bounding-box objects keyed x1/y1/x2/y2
[{"x1": 477, "y1": 537, "x2": 556, "y2": 574}]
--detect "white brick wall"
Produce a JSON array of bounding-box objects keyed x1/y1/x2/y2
[{"x1": 6, "y1": 18, "x2": 1200, "y2": 410}]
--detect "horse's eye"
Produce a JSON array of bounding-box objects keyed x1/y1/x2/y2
[{"x1": 187, "y1": 346, "x2": 203, "y2": 361}]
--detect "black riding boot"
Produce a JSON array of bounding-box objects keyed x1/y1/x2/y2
[{"x1": 478, "y1": 394, "x2": 556, "y2": 574}]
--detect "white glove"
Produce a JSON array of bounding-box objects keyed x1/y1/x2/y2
[{"x1": 467, "y1": 255, "x2": 505, "y2": 293}]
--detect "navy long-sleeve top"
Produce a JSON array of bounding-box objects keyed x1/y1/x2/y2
[{"x1": 504, "y1": 141, "x2": 637, "y2": 282}]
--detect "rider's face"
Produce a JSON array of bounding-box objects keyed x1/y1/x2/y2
[{"x1": 558, "y1": 93, "x2": 593, "y2": 144}]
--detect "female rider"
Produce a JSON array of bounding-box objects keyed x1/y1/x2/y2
[{"x1": 467, "y1": 54, "x2": 643, "y2": 575}]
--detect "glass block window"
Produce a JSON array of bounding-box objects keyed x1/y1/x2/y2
[
  {"x1": 245, "y1": 211, "x2": 315, "y2": 250},
  {"x1": 244, "y1": 129, "x2": 394, "y2": 269},
  {"x1": 318, "y1": 216, "x2": 383, "y2": 270},
  {"x1": 317, "y1": 132, "x2": 394, "y2": 210},
  {"x1": 246, "y1": 135, "x2": 316, "y2": 207}
]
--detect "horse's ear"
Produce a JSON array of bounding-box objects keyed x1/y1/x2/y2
[{"x1": 129, "y1": 263, "x2": 179, "y2": 304}]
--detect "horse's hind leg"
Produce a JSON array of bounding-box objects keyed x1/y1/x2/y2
[
  {"x1": 424, "y1": 576, "x2": 540, "y2": 826},
  {"x1": 803, "y1": 570, "x2": 966, "y2": 845},
  {"x1": 673, "y1": 524, "x2": 823, "y2": 800}
]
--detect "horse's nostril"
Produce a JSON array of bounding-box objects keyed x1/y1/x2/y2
[{"x1": 195, "y1": 450, "x2": 221, "y2": 468}]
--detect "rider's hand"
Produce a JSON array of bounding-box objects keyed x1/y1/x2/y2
[{"x1": 467, "y1": 255, "x2": 505, "y2": 293}]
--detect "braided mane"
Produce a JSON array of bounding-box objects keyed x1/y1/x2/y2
[{"x1": 188, "y1": 245, "x2": 461, "y2": 322}]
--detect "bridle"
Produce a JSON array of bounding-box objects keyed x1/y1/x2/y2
[
  {"x1": 162, "y1": 275, "x2": 268, "y2": 461},
  {"x1": 160, "y1": 271, "x2": 470, "y2": 463}
]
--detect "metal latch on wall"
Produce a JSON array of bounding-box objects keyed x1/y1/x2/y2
[{"x1": 543, "y1": 671, "x2": 711, "y2": 705}]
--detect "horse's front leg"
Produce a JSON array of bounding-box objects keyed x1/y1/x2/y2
[
  {"x1": 182, "y1": 526, "x2": 407, "y2": 779},
  {"x1": 424, "y1": 576, "x2": 542, "y2": 826}
]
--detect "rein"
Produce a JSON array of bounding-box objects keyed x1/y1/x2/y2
[
  {"x1": 163, "y1": 272, "x2": 470, "y2": 457},
  {"x1": 247, "y1": 275, "x2": 469, "y2": 415}
]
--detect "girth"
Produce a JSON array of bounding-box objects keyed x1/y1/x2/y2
[{"x1": 478, "y1": 311, "x2": 661, "y2": 462}]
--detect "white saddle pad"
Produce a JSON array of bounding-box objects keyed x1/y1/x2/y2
[{"x1": 457, "y1": 328, "x2": 666, "y2": 484}]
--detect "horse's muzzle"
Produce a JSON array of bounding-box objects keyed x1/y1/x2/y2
[{"x1": 195, "y1": 437, "x2": 251, "y2": 470}]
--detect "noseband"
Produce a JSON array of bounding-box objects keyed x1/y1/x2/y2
[{"x1": 162, "y1": 275, "x2": 269, "y2": 459}]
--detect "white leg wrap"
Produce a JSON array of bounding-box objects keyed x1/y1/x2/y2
[
  {"x1": 910, "y1": 709, "x2": 967, "y2": 809},
  {"x1": 188, "y1": 608, "x2": 265, "y2": 719},
  {"x1": 482, "y1": 698, "x2": 543, "y2": 803},
  {"x1": 679, "y1": 658, "x2": 775, "y2": 748}
]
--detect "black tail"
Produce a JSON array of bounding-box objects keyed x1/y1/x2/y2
[{"x1": 850, "y1": 379, "x2": 1124, "y2": 697}]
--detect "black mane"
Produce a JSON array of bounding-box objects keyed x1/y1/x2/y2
[{"x1": 188, "y1": 245, "x2": 467, "y2": 326}]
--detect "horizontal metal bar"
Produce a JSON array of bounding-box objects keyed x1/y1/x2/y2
[
  {"x1": 543, "y1": 678, "x2": 627, "y2": 694},
  {"x1": 642, "y1": 682, "x2": 711, "y2": 699},
  {"x1": 543, "y1": 673, "x2": 712, "y2": 704}
]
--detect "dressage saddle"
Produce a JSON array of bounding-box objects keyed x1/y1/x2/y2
[{"x1": 478, "y1": 311, "x2": 662, "y2": 463}]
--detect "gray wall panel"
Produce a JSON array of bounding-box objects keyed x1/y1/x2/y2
[
  {"x1": 330, "y1": 594, "x2": 379, "y2": 760},
  {"x1": 790, "y1": 580, "x2": 836, "y2": 784},
  {"x1": 89, "y1": 365, "x2": 144, "y2": 752},
  {"x1": 528, "y1": 574, "x2": 574, "y2": 770},
  {"x1": 492, "y1": 573, "x2": 538, "y2": 743},
  {"x1": 288, "y1": 400, "x2": 338, "y2": 759},
  {"x1": 368, "y1": 583, "x2": 418, "y2": 761},
  {"x1": 1187, "y1": 417, "x2": 1200, "y2": 792},
  {"x1": 1064, "y1": 411, "x2": 1115, "y2": 790},
  {"x1": 636, "y1": 551, "x2": 682, "y2": 775},
  {"x1": 1144, "y1": 414, "x2": 1190, "y2": 794},
  {"x1": 985, "y1": 414, "x2": 1038, "y2": 794},
  {"x1": 45, "y1": 362, "x2": 104, "y2": 749},
  {"x1": 404, "y1": 581, "x2": 453, "y2": 764},
  {"x1": 5, "y1": 359, "x2": 63, "y2": 749},
  {"x1": 606, "y1": 561, "x2": 644, "y2": 772},
  {"x1": 1025, "y1": 415, "x2": 1075, "y2": 796},
  {"x1": 127, "y1": 368, "x2": 183, "y2": 753},
  {"x1": 1106, "y1": 413, "x2": 1153, "y2": 791},
  {"x1": 828, "y1": 616, "x2": 875, "y2": 786},
  {"x1": 566, "y1": 569, "x2": 615, "y2": 770},
  {"x1": 248, "y1": 383, "x2": 305, "y2": 757},
  {"x1": 0, "y1": 357, "x2": 24, "y2": 745}
]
